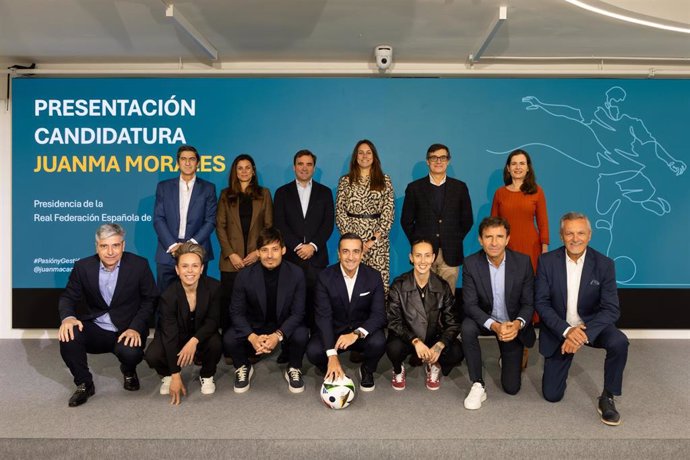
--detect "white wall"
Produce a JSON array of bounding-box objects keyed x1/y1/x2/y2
[{"x1": 0, "y1": 72, "x2": 20, "y2": 338}]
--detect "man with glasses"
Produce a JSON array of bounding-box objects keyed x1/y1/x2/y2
[
  {"x1": 153, "y1": 145, "x2": 217, "y2": 292},
  {"x1": 401, "y1": 143, "x2": 474, "y2": 293}
]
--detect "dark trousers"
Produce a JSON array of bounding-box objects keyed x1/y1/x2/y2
[
  {"x1": 219, "y1": 271, "x2": 239, "y2": 335},
  {"x1": 59, "y1": 321, "x2": 146, "y2": 386},
  {"x1": 386, "y1": 333, "x2": 464, "y2": 376},
  {"x1": 223, "y1": 325, "x2": 310, "y2": 370},
  {"x1": 306, "y1": 329, "x2": 386, "y2": 374},
  {"x1": 542, "y1": 324, "x2": 628, "y2": 402},
  {"x1": 145, "y1": 332, "x2": 222, "y2": 378},
  {"x1": 461, "y1": 317, "x2": 524, "y2": 395},
  {"x1": 277, "y1": 263, "x2": 322, "y2": 359}
]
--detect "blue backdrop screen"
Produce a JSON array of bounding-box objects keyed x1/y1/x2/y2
[{"x1": 12, "y1": 77, "x2": 690, "y2": 290}]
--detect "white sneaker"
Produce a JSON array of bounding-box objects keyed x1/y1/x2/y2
[
  {"x1": 464, "y1": 382, "x2": 487, "y2": 410},
  {"x1": 160, "y1": 376, "x2": 172, "y2": 395},
  {"x1": 200, "y1": 376, "x2": 216, "y2": 395}
]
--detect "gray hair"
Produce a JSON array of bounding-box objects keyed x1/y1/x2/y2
[
  {"x1": 95, "y1": 223, "x2": 126, "y2": 244},
  {"x1": 559, "y1": 212, "x2": 591, "y2": 232}
]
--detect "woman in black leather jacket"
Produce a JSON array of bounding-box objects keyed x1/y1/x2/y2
[{"x1": 386, "y1": 239, "x2": 464, "y2": 391}]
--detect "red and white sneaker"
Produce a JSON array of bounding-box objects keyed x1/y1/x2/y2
[
  {"x1": 391, "y1": 365, "x2": 406, "y2": 391},
  {"x1": 425, "y1": 363, "x2": 441, "y2": 390}
]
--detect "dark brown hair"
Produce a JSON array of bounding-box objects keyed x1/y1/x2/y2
[
  {"x1": 503, "y1": 149, "x2": 538, "y2": 195},
  {"x1": 226, "y1": 154, "x2": 263, "y2": 201},
  {"x1": 347, "y1": 139, "x2": 385, "y2": 192},
  {"x1": 478, "y1": 216, "x2": 511, "y2": 237}
]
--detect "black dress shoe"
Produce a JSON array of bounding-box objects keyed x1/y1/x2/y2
[
  {"x1": 68, "y1": 382, "x2": 95, "y2": 407},
  {"x1": 598, "y1": 395, "x2": 621, "y2": 426},
  {"x1": 123, "y1": 371, "x2": 140, "y2": 391}
]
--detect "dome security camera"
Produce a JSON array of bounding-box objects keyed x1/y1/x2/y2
[{"x1": 374, "y1": 45, "x2": 393, "y2": 71}]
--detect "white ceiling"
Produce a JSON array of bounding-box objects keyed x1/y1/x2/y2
[{"x1": 0, "y1": 0, "x2": 688, "y2": 70}]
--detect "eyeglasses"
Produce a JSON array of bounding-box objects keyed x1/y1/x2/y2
[{"x1": 427, "y1": 155, "x2": 449, "y2": 163}]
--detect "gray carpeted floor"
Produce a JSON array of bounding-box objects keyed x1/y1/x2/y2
[{"x1": 0, "y1": 338, "x2": 688, "y2": 458}]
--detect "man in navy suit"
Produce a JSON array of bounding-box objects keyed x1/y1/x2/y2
[
  {"x1": 401, "y1": 143, "x2": 473, "y2": 293},
  {"x1": 273, "y1": 149, "x2": 334, "y2": 331},
  {"x1": 58, "y1": 224, "x2": 158, "y2": 407},
  {"x1": 223, "y1": 227, "x2": 309, "y2": 394},
  {"x1": 536, "y1": 212, "x2": 628, "y2": 426},
  {"x1": 153, "y1": 145, "x2": 217, "y2": 292},
  {"x1": 461, "y1": 216, "x2": 536, "y2": 410},
  {"x1": 307, "y1": 233, "x2": 387, "y2": 391}
]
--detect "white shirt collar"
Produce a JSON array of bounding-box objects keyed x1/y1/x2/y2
[{"x1": 428, "y1": 173, "x2": 447, "y2": 186}]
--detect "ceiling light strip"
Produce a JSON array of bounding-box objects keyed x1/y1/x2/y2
[{"x1": 564, "y1": 0, "x2": 690, "y2": 34}]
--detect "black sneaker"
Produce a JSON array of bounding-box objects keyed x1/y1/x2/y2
[
  {"x1": 68, "y1": 382, "x2": 95, "y2": 407},
  {"x1": 284, "y1": 367, "x2": 305, "y2": 393},
  {"x1": 234, "y1": 364, "x2": 254, "y2": 393},
  {"x1": 359, "y1": 364, "x2": 375, "y2": 392},
  {"x1": 598, "y1": 396, "x2": 621, "y2": 426}
]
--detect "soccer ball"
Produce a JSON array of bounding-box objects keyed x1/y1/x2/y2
[{"x1": 320, "y1": 376, "x2": 356, "y2": 409}]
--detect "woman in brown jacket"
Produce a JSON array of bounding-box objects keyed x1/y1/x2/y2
[{"x1": 216, "y1": 154, "x2": 273, "y2": 334}]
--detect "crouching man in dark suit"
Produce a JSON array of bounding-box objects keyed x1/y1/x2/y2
[
  {"x1": 461, "y1": 217, "x2": 536, "y2": 410},
  {"x1": 58, "y1": 223, "x2": 158, "y2": 407},
  {"x1": 223, "y1": 227, "x2": 309, "y2": 394},
  {"x1": 536, "y1": 212, "x2": 628, "y2": 426},
  {"x1": 307, "y1": 233, "x2": 387, "y2": 391}
]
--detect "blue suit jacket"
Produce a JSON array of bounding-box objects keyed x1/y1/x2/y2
[
  {"x1": 58, "y1": 252, "x2": 158, "y2": 336},
  {"x1": 153, "y1": 176, "x2": 217, "y2": 265},
  {"x1": 314, "y1": 263, "x2": 387, "y2": 350},
  {"x1": 229, "y1": 260, "x2": 306, "y2": 340},
  {"x1": 535, "y1": 246, "x2": 620, "y2": 358},
  {"x1": 462, "y1": 248, "x2": 536, "y2": 347},
  {"x1": 273, "y1": 180, "x2": 334, "y2": 269}
]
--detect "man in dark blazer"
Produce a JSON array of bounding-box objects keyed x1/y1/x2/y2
[
  {"x1": 306, "y1": 233, "x2": 387, "y2": 391},
  {"x1": 153, "y1": 144, "x2": 217, "y2": 292},
  {"x1": 536, "y1": 212, "x2": 628, "y2": 426},
  {"x1": 223, "y1": 227, "x2": 309, "y2": 394},
  {"x1": 401, "y1": 143, "x2": 473, "y2": 293},
  {"x1": 58, "y1": 224, "x2": 158, "y2": 407},
  {"x1": 273, "y1": 149, "x2": 334, "y2": 330},
  {"x1": 461, "y1": 217, "x2": 536, "y2": 410}
]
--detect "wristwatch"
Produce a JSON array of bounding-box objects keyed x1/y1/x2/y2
[{"x1": 353, "y1": 330, "x2": 364, "y2": 339}]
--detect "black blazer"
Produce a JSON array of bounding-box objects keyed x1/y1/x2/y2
[
  {"x1": 462, "y1": 248, "x2": 536, "y2": 348},
  {"x1": 387, "y1": 270, "x2": 460, "y2": 347},
  {"x1": 58, "y1": 252, "x2": 158, "y2": 336},
  {"x1": 273, "y1": 180, "x2": 334, "y2": 269},
  {"x1": 401, "y1": 176, "x2": 474, "y2": 266},
  {"x1": 314, "y1": 263, "x2": 387, "y2": 350},
  {"x1": 229, "y1": 260, "x2": 306, "y2": 340},
  {"x1": 535, "y1": 246, "x2": 620, "y2": 358},
  {"x1": 158, "y1": 276, "x2": 221, "y2": 374}
]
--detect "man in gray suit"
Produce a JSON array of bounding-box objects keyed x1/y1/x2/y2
[{"x1": 461, "y1": 216, "x2": 536, "y2": 410}]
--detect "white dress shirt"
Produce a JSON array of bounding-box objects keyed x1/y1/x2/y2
[
  {"x1": 177, "y1": 175, "x2": 196, "y2": 239},
  {"x1": 564, "y1": 248, "x2": 586, "y2": 335}
]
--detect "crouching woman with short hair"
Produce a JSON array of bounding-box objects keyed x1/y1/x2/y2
[{"x1": 145, "y1": 242, "x2": 222, "y2": 404}]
